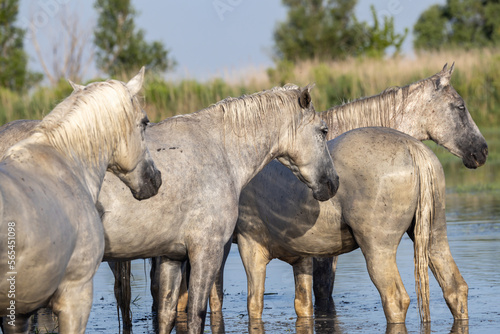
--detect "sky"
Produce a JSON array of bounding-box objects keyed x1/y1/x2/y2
[{"x1": 17, "y1": 0, "x2": 446, "y2": 82}]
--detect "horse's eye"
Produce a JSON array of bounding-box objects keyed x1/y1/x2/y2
[
  {"x1": 141, "y1": 117, "x2": 149, "y2": 128},
  {"x1": 457, "y1": 104, "x2": 465, "y2": 111},
  {"x1": 320, "y1": 127, "x2": 328, "y2": 136}
]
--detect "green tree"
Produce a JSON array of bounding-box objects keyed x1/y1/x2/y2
[
  {"x1": 94, "y1": 0, "x2": 175, "y2": 77},
  {"x1": 414, "y1": 0, "x2": 500, "y2": 51},
  {"x1": 359, "y1": 6, "x2": 408, "y2": 58},
  {"x1": 0, "y1": 0, "x2": 42, "y2": 91},
  {"x1": 273, "y1": 0, "x2": 407, "y2": 62}
]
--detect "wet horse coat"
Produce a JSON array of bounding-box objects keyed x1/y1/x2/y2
[
  {"x1": 235, "y1": 127, "x2": 468, "y2": 323},
  {"x1": 0, "y1": 85, "x2": 339, "y2": 333},
  {"x1": 175, "y1": 64, "x2": 486, "y2": 319},
  {"x1": 99, "y1": 85, "x2": 338, "y2": 333},
  {"x1": 125, "y1": 64, "x2": 487, "y2": 327},
  {"x1": 310, "y1": 63, "x2": 487, "y2": 309},
  {"x1": 0, "y1": 69, "x2": 161, "y2": 334}
]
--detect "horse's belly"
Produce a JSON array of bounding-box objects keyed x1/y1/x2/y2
[{"x1": 266, "y1": 199, "x2": 349, "y2": 257}]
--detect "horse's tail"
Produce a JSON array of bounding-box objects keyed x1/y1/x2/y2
[
  {"x1": 112, "y1": 260, "x2": 132, "y2": 332},
  {"x1": 408, "y1": 141, "x2": 441, "y2": 323}
]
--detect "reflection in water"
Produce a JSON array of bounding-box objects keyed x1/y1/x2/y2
[
  {"x1": 174, "y1": 311, "x2": 187, "y2": 334},
  {"x1": 209, "y1": 312, "x2": 225, "y2": 334},
  {"x1": 28, "y1": 307, "x2": 471, "y2": 334},
  {"x1": 450, "y1": 320, "x2": 469, "y2": 334},
  {"x1": 29, "y1": 308, "x2": 58, "y2": 333},
  {"x1": 170, "y1": 312, "x2": 473, "y2": 334},
  {"x1": 248, "y1": 318, "x2": 264, "y2": 334},
  {"x1": 446, "y1": 191, "x2": 500, "y2": 220},
  {"x1": 385, "y1": 323, "x2": 409, "y2": 334}
]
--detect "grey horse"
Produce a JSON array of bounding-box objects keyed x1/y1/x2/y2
[
  {"x1": 234, "y1": 127, "x2": 468, "y2": 323},
  {"x1": 0, "y1": 84, "x2": 339, "y2": 333},
  {"x1": 0, "y1": 68, "x2": 161, "y2": 334},
  {"x1": 174, "y1": 63, "x2": 487, "y2": 319},
  {"x1": 311, "y1": 62, "x2": 487, "y2": 311}
]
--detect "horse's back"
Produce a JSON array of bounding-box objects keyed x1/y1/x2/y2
[{"x1": 330, "y1": 127, "x2": 443, "y2": 183}]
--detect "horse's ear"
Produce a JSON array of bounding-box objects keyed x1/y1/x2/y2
[
  {"x1": 126, "y1": 66, "x2": 146, "y2": 96},
  {"x1": 299, "y1": 84, "x2": 314, "y2": 108},
  {"x1": 68, "y1": 80, "x2": 85, "y2": 92},
  {"x1": 435, "y1": 63, "x2": 454, "y2": 90},
  {"x1": 440, "y1": 62, "x2": 455, "y2": 76}
]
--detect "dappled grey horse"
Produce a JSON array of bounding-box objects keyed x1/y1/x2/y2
[
  {"x1": 0, "y1": 68, "x2": 161, "y2": 334},
  {"x1": 175, "y1": 63, "x2": 487, "y2": 318},
  {"x1": 131, "y1": 63, "x2": 487, "y2": 327},
  {"x1": 311, "y1": 62, "x2": 487, "y2": 310},
  {"x1": 235, "y1": 127, "x2": 468, "y2": 323},
  {"x1": 0, "y1": 85, "x2": 339, "y2": 333}
]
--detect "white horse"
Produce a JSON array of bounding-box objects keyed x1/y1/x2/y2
[
  {"x1": 99, "y1": 84, "x2": 338, "y2": 333},
  {"x1": 235, "y1": 127, "x2": 468, "y2": 323},
  {"x1": 173, "y1": 64, "x2": 487, "y2": 323},
  {"x1": 0, "y1": 68, "x2": 161, "y2": 334},
  {"x1": 0, "y1": 85, "x2": 339, "y2": 333}
]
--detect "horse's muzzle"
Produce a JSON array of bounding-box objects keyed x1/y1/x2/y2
[
  {"x1": 132, "y1": 165, "x2": 162, "y2": 200},
  {"x1": 312, "y1": 173, "x2": 339, "y2": 202},
  {"x1": 463, "y1": 143, "x2": 488, "y2": 169}
]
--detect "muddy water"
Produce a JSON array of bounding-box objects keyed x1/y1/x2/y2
[{"x1": 30, "y1": 191, "x2": 500, "y2": 333}]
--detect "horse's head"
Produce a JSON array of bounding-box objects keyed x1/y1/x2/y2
[
  {"x1": 101, "y1": 68, "x2": 162, "y2": 200},
  {"x1": 276, "y1": 85, "x2": 339, "y2": 201},
  {"x1": 421, "y1": 63, "x2": 488, "y2": 169}
]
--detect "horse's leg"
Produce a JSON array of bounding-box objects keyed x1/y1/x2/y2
[
  {"x1": 176, "y1": 262, "x2": 189, "y2": 312},
  {"x1": 312, "y1": 256, "x2": 337, "y2": 312},
  {"x1": 150, "y1": 257, "x2": 161, "y2": 313},
  {"x1": 156, "y1": 256, "x2": 183, "y2": 334},
  {"x1": 209, "y1": 238, "x2": 231, "y2": 314},
  {"x1": 428, "y1": 248, "x2": 468, "y2": 320},
  {"x1": 1, "y1": 314, "x2": 30, "y2": 334},
  {"x1": 360, "y1": 243, "x2": 409, "y2": 323},
  {"x1": 352, "y1": 215, "x2": 410, "y2": 324},
  {"x1": 50, "y1": 279, "x2": 93, "y2": 334},
  {"x1": 185, "y1": 245, "x2": 226, "y2": 333},
  {"x1": 408, "y1": 211, "x2": 468, "y2": 320},
  {"x1": 292, "y1": 257, "x2": 314, "y2": 317},
  {"x1": 237, "y1": 234, "x2": 271, "y2": 319},
  {"x1": 108, "y1": 260, "x2": 132, "y2": 332}
]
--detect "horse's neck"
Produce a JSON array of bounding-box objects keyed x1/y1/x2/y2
[
  {"x1": 197, "y1": 111, "x2": 280, "y2": 192},
  {"x1": 320, "y1": 85, "x2": 421, "y2": 140}
]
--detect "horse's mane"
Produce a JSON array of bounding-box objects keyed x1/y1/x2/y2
[
  {"x1": 204, "y1": 84, "x2": 314, "y2": 141},
  {"x1": 32, "y1": 80, "x2": 141, "y2": 165},
  {"x1": 321, "y1": 73, "x2": 439, "y2": 137}
]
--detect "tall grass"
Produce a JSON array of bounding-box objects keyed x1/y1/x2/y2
[
  {"x1": 268, "y1": 48, "x2": 500, "y2": 125},
  {"x1": 1, "y1": 48, "x2": 499, "y2": 126},
  {"x1": 1, "y1": 48, "x2": 499, "y2": 191}
]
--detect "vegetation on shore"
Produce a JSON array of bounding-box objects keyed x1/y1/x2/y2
[{"x1": 1, "y1": 48, "x2": 498, "y2": 191}]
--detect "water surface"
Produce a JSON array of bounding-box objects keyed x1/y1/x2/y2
[{"x1": 31, "y1": 192, "x2": 500, "y2": 333}]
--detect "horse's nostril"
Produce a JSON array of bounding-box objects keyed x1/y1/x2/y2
[{"x1": 483, "y1": 146, "x2": 489, "y2": 157}]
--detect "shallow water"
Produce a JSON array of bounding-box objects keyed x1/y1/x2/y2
[{"x1": 29, "y1": 192, "x2": 500, "y2": 333}]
